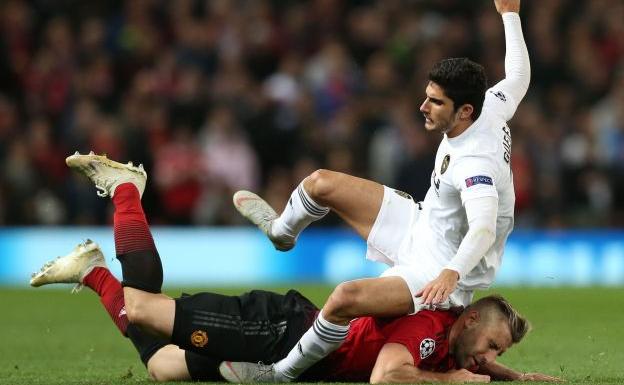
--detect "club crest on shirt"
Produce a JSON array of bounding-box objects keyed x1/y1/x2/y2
[
  {"x1": 420, "y1": 338, "x2": 436, "y2": 359},
  {"x1": 191, "y1": 330, "x2": 208, "y2": 347},
  {"x1": 393, "y1": 189, "x2": 413, "y2": 200},
  {"x1": 441, "y1": 154, "x2": 450, "y2": 174}
]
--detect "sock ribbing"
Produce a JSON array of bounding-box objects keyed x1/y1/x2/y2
[
  {"x1": 275, "y1": 311, "x2": 349, "y2": 379},
  {"x1": 113, "y1": 183, "x2": 155, "y2": 254},
  {"x1": 112, "y1": 183, "x2": 163, "y2": 293},
  {"x1": 297, "y1": 184, "x2": 329, "y2": 217},
  {"x1": 271, "y1": 182, "x2": 329, "y2": 240},
  {"x1": 312, "y1": 312, "x2": 349, "y2": 343}
]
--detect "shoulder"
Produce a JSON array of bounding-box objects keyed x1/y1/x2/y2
[
  {"x1": 449, "y1": 152, "x2": 497, "y2": 180},
  {"x1": 452, "y1": 118, "x2": 501, "y2": 157},
  {"x1": 483, "y1": 87, "x2": 518, "y2": 121},
  {"x1": 390, "y1": 311, "x2": 454, "y2": 337},
  {"x1": 382, "y1": 313, "x2": 450, "y2": 364},
  {"x1": 417, "y1": 310, "x2": 457, "y2": 329}
]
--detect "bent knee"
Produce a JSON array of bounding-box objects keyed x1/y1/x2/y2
[
  {"x1": 124, "y1": 297, "x2": 148, "y2": 326},
  {"x1": 147, "y1": 345, "x2": 189, "y2": 382},
  {"x1": 148, "y1": 363, "x2": 179, "y2": 382},
  {"x1": 148, "y1": 364, "x2": 172, "y2": 383},
  {"x1": 305, "y1": 169, "x2": 339, "y2": 203},
  {"x1": 324, "y1": 281, "x2": 364, "y2": 322}
]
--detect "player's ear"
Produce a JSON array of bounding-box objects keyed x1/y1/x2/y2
[
  {"x1": 457, "y1": 104, "x2": 474, "y2": 120},
  {"x1": 465, "y1": 309, "x2": 480, "y2": 328}
]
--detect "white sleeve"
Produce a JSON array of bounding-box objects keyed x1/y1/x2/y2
[
  {"x1": 444, "y1": 196, "x2": 498, "y2": 278},
  {"x1": 484, "y1": 12, "x2": 530, "y2": 121},
  {"x1": 451, "y1": 157, "x2": 498, "y2": 203}
]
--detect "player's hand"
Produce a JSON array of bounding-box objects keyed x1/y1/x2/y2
[
  {"x1": 448, "y1": 369, "x2": 491, "y2": 383},
  {"x1": 519, "y1": 373, "x2": 565, "y2": 382},
  {"x1": 415, "y1": 269, "x2": 459, "y2": 305},
  {"x1": 494, "y1": 0, "x2": 520, "y2": 15}
]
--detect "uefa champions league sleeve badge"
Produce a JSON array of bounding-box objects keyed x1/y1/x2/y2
[{"x1": 420, "y1": 338, "x2": 436, "y2": 359}]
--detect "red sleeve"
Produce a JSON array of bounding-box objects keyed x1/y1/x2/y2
[{"x1": 384, "y1": 315, "x2": 437, "y2": 366}]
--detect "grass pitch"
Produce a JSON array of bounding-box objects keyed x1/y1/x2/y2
[{"x1": 1, "y1": 286, "x2": 623, "y2": 385}]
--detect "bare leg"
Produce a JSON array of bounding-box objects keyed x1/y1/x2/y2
[
  {"x1": 147, "y1": 345, "x2": 192, "y2": 382},
  {"x1": 323, "y1": 276, "x2": 414, "y2": 324},
  {"x1": 124, "y1": 288, "x2": 175, "y2": 338},
  {"x1": 268, "y1": 274, "x2": 414, "y2": 381},
  {"x1": 303, "y1": 169, "x2": 384, "y2": 239}
]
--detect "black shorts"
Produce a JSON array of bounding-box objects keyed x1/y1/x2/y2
[{"x1": 172, "y1": 289, "x2": 318, "y2": 363}]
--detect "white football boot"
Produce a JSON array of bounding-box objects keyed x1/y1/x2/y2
[
  {"x1": 232, "y1": 190, "x2": 295, "y2": 251},
  {"x1": 30, "y1": 239, "x2": 106, "y2": 291},
  {"x1": 66, "y1": 151, "x2": 147, "y2": 198},
  {"x1": 219, "y1": 361, "x2": 290, "y2": 383}
]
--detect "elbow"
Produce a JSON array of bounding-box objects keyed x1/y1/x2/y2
[
  {"x1": 519, "y1": 63, "x2": 531, "y2": 94},
  {"x1": 370, "y1": 370, "x2": 390, "y2": 384},
  {"x1": 485, "y1": 227, "x2": 496, "y2": 247},
  {"x1": 474, "y1": 225, "x2": 496, "y2": 248},
  {"x1": 520, "y1": 71, "x2": 531, "y2": 97}
]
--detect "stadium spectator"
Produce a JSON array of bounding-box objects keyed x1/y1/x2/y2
[{"x1": 0, "y1": 0, "x2": 623, "y2": 227}]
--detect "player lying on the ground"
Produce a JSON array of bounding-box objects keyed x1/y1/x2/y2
[
  {"x1": 226, "y1": 0, "x2": 530, "y2": 381},
  {"x1": 31, "y1": 240, "x2": 561, "y2": 383},
  {"x1": 30, "y1": 151, "x2": 560, "y2": 383}
]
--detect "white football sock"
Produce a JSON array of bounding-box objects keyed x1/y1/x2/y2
[
  {"x1": 271, "y1": 182, "x2": 329, "y2": 239},
  {"x1": 274, "y1": 311, "x2": 349, "y2": 380}
]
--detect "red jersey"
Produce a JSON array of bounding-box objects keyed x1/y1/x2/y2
[{"x1": 302, "y1": 310, "x2": 461, "y2": 382}]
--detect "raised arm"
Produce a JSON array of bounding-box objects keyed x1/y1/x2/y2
[
  {"x1": 370, "y1": 343, "x2": 491, "y2": 384},
  {"x1": 490, "y1": 0, "x2": 530, "y2": 119}
]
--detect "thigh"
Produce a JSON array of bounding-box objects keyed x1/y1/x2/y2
[
  {"x1": 366, "y1": 186, "x2": 419, "y2": 265},
  {"x1": 336, "y1": 276, "x2": 415, "y2": 318},
  {"x1": 305, "y1": 171, "x2": 384, "y2": 239},
  {"x1": 147, "y1": 345, "x2": 192, "y2": 381},
  {"x1": 124, "y1": 288, "x2": 175, "y2": 338}
]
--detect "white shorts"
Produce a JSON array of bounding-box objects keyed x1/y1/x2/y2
[{"x1": 366, "y1": 186, "x2": 473, "y2": 313}]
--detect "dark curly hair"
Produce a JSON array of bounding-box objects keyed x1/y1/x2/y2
[{"x1": 428, "y1": 58, "x2": 488, "y2": 120}]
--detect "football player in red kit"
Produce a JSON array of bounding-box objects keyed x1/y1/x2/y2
[{"x1": 30, "y1": 153, "x2": 561, "y2": 383}]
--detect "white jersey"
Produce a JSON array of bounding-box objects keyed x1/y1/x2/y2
[
  {"x1": 369, "y1": 13, "x2": 529, "y2": 299},
  {"x1": 408, "y1": 12, "x2": 529, "y2": 291},
  {"x1": 413, "y1": 85, "x2": 517, "y2": 291}
]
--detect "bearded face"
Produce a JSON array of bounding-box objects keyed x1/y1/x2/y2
[{"x1": 451, "y1": 313, "x2": 513, "y2": 369}]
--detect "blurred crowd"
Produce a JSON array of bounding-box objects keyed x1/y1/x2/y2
[{"x1": 1, "y1": 0, "x2": 623, "y2": 227}]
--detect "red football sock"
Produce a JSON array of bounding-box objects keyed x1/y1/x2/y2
[
  {"x1": 82, "y1": 267, "x2": 129, "y2": 335},
  {"x1": 112, "y1": 183, "x2": 155, "y2": 254},
  {"x1": 112, "y1": 182, "x2": 163, "y2": 293}
]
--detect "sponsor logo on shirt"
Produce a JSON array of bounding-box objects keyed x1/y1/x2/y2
[
  {"x1": 420, "y1": 338, "x2": 436, "y2": 359},
  {"x1": 490, "y1": 90, "x2": 507, "y2": 102},
  {"x1": 465, "y1": 175, "x2": 493, "y2": 187}
]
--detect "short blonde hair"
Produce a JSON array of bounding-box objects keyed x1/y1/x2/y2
[{"x1": 468, "y1": 295, "x2": 531, "y2": 343}]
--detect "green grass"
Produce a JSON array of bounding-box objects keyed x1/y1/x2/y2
[{"x1": 1, "y1": 286, "x2": 623, "y2": 384}]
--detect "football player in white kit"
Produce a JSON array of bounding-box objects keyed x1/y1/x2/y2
[{"x1": 222, "y1": 0, "x2": 530, "y2": 382}]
